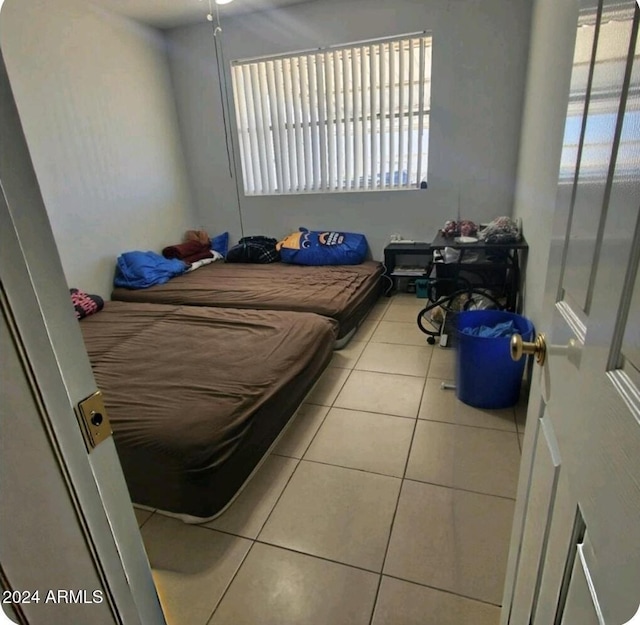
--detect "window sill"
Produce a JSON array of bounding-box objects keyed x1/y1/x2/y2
[{"x1": 243, "y1": 186, "x2": 428, "y2": 198}]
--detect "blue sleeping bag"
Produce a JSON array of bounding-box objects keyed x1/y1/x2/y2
[
  {"x1": 277, "y1": 228, "x2": 368, "y2": 265},
  {"x1": 114, "y1": 251, "x2": 188, "y2": 289}
]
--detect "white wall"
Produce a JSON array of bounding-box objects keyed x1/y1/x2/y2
[
  {"x1": 0, "y1": 0, "x2": 199, "y2": 298},
  {"x1": 511, "y1": 0, "x2": 579, "y2": 328},
  {"x1": 167, "y1": 0, "x2": 533, "y2": 260}
]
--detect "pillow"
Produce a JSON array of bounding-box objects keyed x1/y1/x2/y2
[
  {"x1": 210, "y1": 232, "x2": 229, "y2": 257},
  {"x1": 277, "y1": 228, "x2": 369, "y2": 265},
  {"x1": 70, "y1": 288, "x2": 104, "y2": 319}
]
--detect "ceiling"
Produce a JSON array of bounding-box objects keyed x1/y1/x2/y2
[{"x1": 91, "y1": 0, "x2": 318, "y2": 29}]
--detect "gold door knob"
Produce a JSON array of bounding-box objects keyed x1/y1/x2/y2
[{"x1": 510, "y1": 333, "x2": 547, "y2": 366}]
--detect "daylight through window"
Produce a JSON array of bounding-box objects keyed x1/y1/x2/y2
[{"x1": 231, "y1": 34, "x2": 432, "y2": 195}]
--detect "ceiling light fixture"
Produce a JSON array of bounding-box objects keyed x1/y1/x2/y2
[{"x1": 215, "y1": 0, "x2": 234, "y2": 4}]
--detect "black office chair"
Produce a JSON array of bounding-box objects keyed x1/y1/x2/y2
[{"x1": 416, "y1": 276, "x2": 505, "y2": 345}]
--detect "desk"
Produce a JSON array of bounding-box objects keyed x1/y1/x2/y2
[
  {"x1": 383, "y1": 242, "x2": 433, "y2": 295},
  {"x1": 383, "y1": 235, "x2": 527, "y2": 312},
  {"x1": 428, "y1": 233, "x2": 527, "y2": 313}
]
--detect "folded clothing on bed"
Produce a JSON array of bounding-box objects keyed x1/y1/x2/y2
[
  {"x1": 186, "y1": 251, "x2": 223, "y2": 272},
  {"x1": 162, "y1": 240, "x2": 213, "y2": 264},
  {"x1": 114, "y1": 251, "x2": 187, "y2": 289}
]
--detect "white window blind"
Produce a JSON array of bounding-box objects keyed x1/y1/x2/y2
[{"x1": 231, "y1": 34, "x2": 432, "y2": 195}]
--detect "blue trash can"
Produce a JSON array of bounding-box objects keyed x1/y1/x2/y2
[{"x1": 455, "y1": 310, "x2": 533, "y2": 409}]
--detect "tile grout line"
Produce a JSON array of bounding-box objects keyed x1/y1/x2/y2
[
  {"x1": 210, "y1": 297, "x2": 518, "y2": 622},
  {"x1": 295, "y1": 457, "x2": 405, "y2": 481},
  {"x1": 203, "y1": 537, "x2": 258, "y2": 625},
  {"x1": 381, "y1": 573, "x2": 505, "y2": 609},
  {"x1": 197, "y1": 510, "x2": 507, "y2": 610},
  {"x1": 305, "y1": 399, "x2": 420, "y2": 420},
  {"x1": 417, "y1": 415, "x2": 519, "y2": 434},
  {"x1": 145, "y1": 514, "x2": 259, "y2": 625},
  {"x1": 205, "y1": 440, "x2": 313, "y2": 621},
  {"x1": 302, "y1": 404, "x2": 418, "y2": 421},
  {"x1": 207, "y1": 306, "x2": 387, "y2": 622},
  {"x1": 401, "y1": 476, "x2": 518, "y2": 502},
  {"x1": 207, "y1": 299, "x2": 472, "y2": 623},
  {"x1": 264, "y1": 455, "x2": 519, "y2": 502},
  {"x1": 365, "y1": 295, "x2": 421, "y2": 623},
  {"x1": 252, "y1": 539, "x2": 383, "y2": 576},
  {"x1": 414, "y1": 397, "x2": 518, "y2": 428},
  {"x1": 350, "y1": 351, "x2": 434, "y2": 378},
  {"x1": 136, "y1": 510, "x2": 156, "y2": 530},
  {"x1": 208, "y1": 327, "x2": 366, "y2": 617},
  {"x1": 204, "y1": 342, "x2": 356, "y2": 621},
  {"x1": 247, "y1": 309, "x2": 382, "y2": 530},
  {"x1": 367, "y1": 372, "x2": 428, "y2": 625}
]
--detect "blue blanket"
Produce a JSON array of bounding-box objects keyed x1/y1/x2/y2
[
  {"x1": 114, "y1": 251, "x2": 187, "y2": 289},
  {"x1": 461, "y1": 320, "x2": 516, "y2": 338}
]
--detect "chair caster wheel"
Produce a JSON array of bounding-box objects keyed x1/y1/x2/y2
[{"x1": 427, "y1": 337, "x2": 436, "y2": 345}]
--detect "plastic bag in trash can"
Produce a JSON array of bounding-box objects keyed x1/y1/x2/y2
[{"x1": 462, "y1": 320, "x2": 516, "y2": 338}]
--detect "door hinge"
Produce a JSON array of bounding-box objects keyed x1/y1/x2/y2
[{"x1": 77, "y1": 390, "x2": 112, "y2": 451}]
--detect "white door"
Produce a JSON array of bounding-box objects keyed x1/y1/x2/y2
[
  {"x1": 502, "y1": 1, "x2": 640, "y2": 624},
  {"x1": 0, "y1": 43, "x2": 166, "y2": 625}
]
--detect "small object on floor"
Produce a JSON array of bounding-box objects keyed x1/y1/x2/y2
[
  {"x1": 439, "y1": 309, "x2": 456, "y2": 348},
  {"x1": 440, "y1": 382, "x2": 456, "y2": 390},
  {"x1": 431, "y1": 305, "x2": 444, "y2": 324}
]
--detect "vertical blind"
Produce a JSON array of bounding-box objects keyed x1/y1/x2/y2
[{"x1": 231, "y1": 34, "x2": 432, "y2": 195}]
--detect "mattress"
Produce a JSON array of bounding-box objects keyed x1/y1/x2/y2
[
  {"x1": 80, "y1": 301, "x2": 336, "y2": 518},
  {"x1": 111, "y1": 260, "x2": 383, "y2": 340}
]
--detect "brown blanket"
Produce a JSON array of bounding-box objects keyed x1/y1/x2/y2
[
  {"x1": 112, "y1": 261, "x2": 383, "y2": 339},
  {"x1": 80, "y1": 302, "x2": 336, "y2": 516},
  {"x1": 162, "y1": 240, "x2": 212, "y2": 263}
]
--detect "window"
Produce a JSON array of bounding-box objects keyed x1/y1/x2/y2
[{"x1": 231, "y1": 34, "x2": 432, "y2": 195}]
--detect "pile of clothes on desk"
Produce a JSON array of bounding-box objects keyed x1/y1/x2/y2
[{"x1": 439, "y1": 216, "x2": 521, "y2": 244}]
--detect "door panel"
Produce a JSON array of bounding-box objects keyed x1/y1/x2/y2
[
  {"x1": 552, "y1": 1, "x2": 599, "y2": 333},
  {"x1": 504, "y1": 2, "x2": 640, "y2": 624},
  {"x1": 561, "y1": 3, "x2": 637, "y2": 316},
  {"x1": 510, "y1": 415, "x2": 561, "y2": 625},
  {"x1": 559, "y1": 2, "x2": 598, "y2": 184},
  {"x1": 560, "y1": 541, "x2": 603, "y2": 625},
  {"x1": 532, "y1": 473, "x2": 580, "y2": 625},
  {"x1": 621, "y1": 260, "x2": 640, "y2": 377}
]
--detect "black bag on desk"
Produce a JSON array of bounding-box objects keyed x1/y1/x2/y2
[{"x1": 226, "y1": 236, "x2": 280, "y2": 263}]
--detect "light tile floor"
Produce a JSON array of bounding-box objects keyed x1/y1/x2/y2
[{"x1": 135, "y1": 293, "x2": 527, "y2": 625}]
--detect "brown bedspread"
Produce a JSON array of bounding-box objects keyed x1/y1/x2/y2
[
  {"x1": 80, "y1": 302, "x2": 336, "y2": 517},
  {"x1": 111, "y1": 261, "x2": 383, "y2": 339}
]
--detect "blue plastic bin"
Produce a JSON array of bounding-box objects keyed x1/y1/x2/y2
[{"x1": 455, "y1": 310, "x2": 533, "y2": 409}]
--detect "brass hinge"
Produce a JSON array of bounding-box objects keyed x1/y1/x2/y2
[{"x1": 77, "y1": 390, "x2": 112, "y2": 451}]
